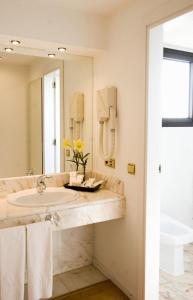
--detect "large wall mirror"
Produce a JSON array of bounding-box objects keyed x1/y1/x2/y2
[{"x1": 0, "y1": 52, "x2": 93, "y2": 178}]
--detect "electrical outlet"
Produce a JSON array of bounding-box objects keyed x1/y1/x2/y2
[
  {"x1": 66, "y1": 149, "x2": 71, "y2": 157},
  {"x1": 105, "y1": 159, "x2": 115, "y2": 168}
]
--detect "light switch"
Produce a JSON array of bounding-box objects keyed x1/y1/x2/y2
[{"x1": 128, "y1": 163, "x2": 135, "y2": 175}]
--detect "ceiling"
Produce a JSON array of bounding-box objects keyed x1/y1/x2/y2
[
  {"x1": 0, "y1": 52, "x2": 44, "y2": 65},
  {"x1": 21, "y1": 0, "x2": 129, "y2": 15},
  {"x1": 0, "y1": 48, "x2": 87, "y2": 65},
  {"x1": 164, "y1": 11, "x2": 193, "y2": 51}
]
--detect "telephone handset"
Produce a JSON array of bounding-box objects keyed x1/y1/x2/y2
[
  {"x1": 69, "y1": 92, "x2": 84, "y2": 141},
  {"x1": 97, "y1": 87, "x2": 117, "y2": 160}
]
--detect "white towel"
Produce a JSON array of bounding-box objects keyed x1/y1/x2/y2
[
  {"x1": 0, "y1": 226, "x2": 26, "y2": 300},
  {"x1": 27, "y1": 221, "x2": 53, "y2": 300}
]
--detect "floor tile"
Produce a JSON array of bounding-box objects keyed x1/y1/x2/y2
[
  {"x1": 159, "y1": 284, "x2": 188, "y2": 300},
  {"x1": 160, "y1": 243, "x2": 193, "y2": 300},
  {"x1": 25, "y1": 265, "x2": 107, "y2": 299},
  {"x1": 57, "y1": 265, "x2": 107, "y2": 293},
  {"x1": 53, "y1": 276, "x2": 69, "y2": 297},
  {"x1": 184, "y1": 243, "x2": 193, "y2": 254}
]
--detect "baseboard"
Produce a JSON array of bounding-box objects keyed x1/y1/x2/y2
[{"x1": 93, "y1": 257, "x2": 136, "y2": 300}]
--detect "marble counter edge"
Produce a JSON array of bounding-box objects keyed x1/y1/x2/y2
[{"x1": 0, "y1": 190, "x2": 126, "y2": 230}]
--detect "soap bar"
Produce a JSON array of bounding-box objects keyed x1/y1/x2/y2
[
  {"x1": 69, "y1": 172, "x2": 84, "y2": 186},
  {"x1": 82, "y1": 178, "x2": 95, "y2": 187},
  {"x1": 69, "y1": 172, "x2": 77, "y2": 186},
  {"x1": 77, "y1": 175, "x2": 84, "y2": 185}
]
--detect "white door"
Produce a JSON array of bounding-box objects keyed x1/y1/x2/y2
[
  {"x1": 43, "y1": 69, "x2": 60, "y2": 174},
  {"x1": 145, "y1": 25, "x2": 163, "y2": 300}
]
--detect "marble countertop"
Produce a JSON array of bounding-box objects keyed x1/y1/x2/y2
[{"x1": 0, "y1": 187, "x2": 125, "y2": 230}]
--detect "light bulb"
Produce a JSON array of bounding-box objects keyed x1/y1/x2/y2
[
  {"x1": 48, "y1": 53, "x2": 56, "y2": 58},
  {"x1": 11, "y1": 40, "x2": 21, "y2": 45},
  {"x1": 58, "y1": 47, "x2": 67, "y2": 52},
  {"x1": 5, "y1": 48, "x2": 13, "y2": 52}
]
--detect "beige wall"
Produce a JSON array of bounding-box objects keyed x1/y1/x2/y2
[
  {"x1": 0, "y1": 58, "x2": 64, "y2": 178},
  {"x1": 63, "y1": 57, "x2": 93, "y2": 171},
  {"x1": 29, "y1": 78, "x2": 43, "y2": 175},
  {"x1": 0, "y1": 63, "x2": 29, "y2": 178},
  {"x1": 0, "y1": 0, "x2": 106, "y2": 51},
  {"x1": 1, "y1": 0, "x2": 193, "y2": 299},
  {"x1": 29, "y1": 58, "x2": 63, "y2": 82},
  {"x1": 93, "y1": 1, "x2": 193, "y2": 299}
]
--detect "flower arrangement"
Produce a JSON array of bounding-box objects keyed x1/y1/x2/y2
[{"x1": 63, "y1": 139, "x2": 90, "y2": 181}]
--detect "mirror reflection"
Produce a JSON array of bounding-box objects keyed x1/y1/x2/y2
[{"x1": 0, "y1": 52, "x2": 93, "y2": 178}]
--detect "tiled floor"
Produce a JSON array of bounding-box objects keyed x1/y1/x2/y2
[
  {"x1": 52, "y1": 265, "x2": 107, "y2": 298},
  {"x1": 160, "y1": 243, "x2": 193, "y2": 299},
  {"x1": 24, "y1": 265, "x2": 107, "y2": 299}
]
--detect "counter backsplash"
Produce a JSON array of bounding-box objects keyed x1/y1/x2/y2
[{"x1": 0, "y1": 171, "x2": 124, "y2": 196}]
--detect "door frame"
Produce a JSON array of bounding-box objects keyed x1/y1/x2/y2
[
  {"x1": 42, "y1": 65, "x2": 64, "y2": 174},
  {"x1": 143, "y1": 4, "x2": 193, "y2": 300}
]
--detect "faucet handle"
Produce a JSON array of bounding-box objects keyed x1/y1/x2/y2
[
  {"x1": 38, "y1": 174, "x2": 52, "y2": 182},
  {"x1": 45, "y1": 213, "x2": 60, "y2": 226},
  {"x1": 36, "y1": 174, "x2": 52, "y2": 194},
  {"x1": 43, "y1": 174, "x2": 52, "y2": 179}
]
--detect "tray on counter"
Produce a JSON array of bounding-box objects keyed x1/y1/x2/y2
[{"x1": 64, "y1": 183, "x2": 102, "y2": 192}]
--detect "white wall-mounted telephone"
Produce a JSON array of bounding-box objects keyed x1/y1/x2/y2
[
  {"x1": 97, "y1": 86, "x2": 117, "y2": 160},
  {"x1": 69, "y1": 92, "x2": 84, "y2": 141}
]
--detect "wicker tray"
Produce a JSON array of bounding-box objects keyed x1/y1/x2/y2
[{"x1": 64, "y1": 183, "x2": 101, "y2": 192}]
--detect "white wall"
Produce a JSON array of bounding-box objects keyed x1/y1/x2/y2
[
  {"x1": 0, "y1": 63, "x2": 29, "y2": 177},
  {"x1": 161, "y1": 128, "x2": 193, "y2": 227},
  {"x1": 93, "y1": 1, "x2": 193, "y2": 300}
]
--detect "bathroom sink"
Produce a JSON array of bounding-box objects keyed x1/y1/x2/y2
[{"x1": 7, "y1": 187, "x2": 79, "y2": 207}]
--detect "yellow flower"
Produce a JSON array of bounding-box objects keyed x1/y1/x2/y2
[
  {"x1": 73, "y1": 139, "x2": 85, "y2": 152},
  {"x1": 63, "y1": 139, "x2": 72, "y2": 148}
]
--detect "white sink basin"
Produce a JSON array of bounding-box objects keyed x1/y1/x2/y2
[{"x1": 7, "y1": 187, "x2": 79, "y2": 207}]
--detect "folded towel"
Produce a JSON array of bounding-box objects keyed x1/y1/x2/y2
[
  {"x1": 27, "y1": 221, "x2": 53, "y2": 300},
  {"x1": 0, "y1": 226, "x2": 26, "y2": 300}
]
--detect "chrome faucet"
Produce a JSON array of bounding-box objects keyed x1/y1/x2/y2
[{"x1": 36, "y1": 175, "x2": 51, "y2": 194}]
